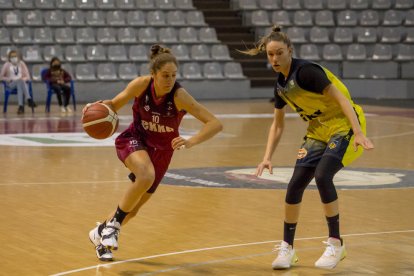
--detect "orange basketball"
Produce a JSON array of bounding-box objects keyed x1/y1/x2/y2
[{"x1": 82, "y1": 103, "x2": 119, "y2": 139}]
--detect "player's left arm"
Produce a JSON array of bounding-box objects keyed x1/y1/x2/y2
[
  {"x1": 323, "y1": 85, "x2": 374, "y2": 151},
  {"x1": 172, "y1": 88, "x2": 223, "y2": 150}
]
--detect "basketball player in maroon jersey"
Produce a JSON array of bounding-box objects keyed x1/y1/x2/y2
[{"x1": 86, "y1": 45, "x2": 223, "y2": 261}]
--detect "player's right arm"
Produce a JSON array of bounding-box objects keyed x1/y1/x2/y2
[
  {"x1": 104, "y1": 76, "x2": 152, "y2": 112},
  {"x1": 255, "y1": 107, "x2": 285, "y2": 176}
]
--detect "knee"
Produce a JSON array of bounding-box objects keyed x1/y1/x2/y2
[
  {"x1": 131, "y1": 169, "x2": 155, "y2": 191},
  {"x1": 285, "y1": 181, "x2": 306, "y2": 205},
  {"x1": 314, "y1": 172, "x2": 337, "y2": 204}
]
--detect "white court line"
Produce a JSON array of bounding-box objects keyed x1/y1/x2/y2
[{"x1": 50, "y1": 229, "x2": 414, "y2": 276}]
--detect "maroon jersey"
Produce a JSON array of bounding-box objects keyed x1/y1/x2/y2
[{"x1": 130, "y1": 79, "x2": 186, "y2": 151}]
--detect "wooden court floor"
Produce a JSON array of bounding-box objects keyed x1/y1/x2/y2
[{"x1": 0, "y1": 99, "x2": 413, "y2": 276}]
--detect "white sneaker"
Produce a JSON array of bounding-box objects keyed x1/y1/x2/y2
[
  {"x1": 89, "y1": 222, "x2": 113, "y2": 261},
  {"x1": 272, "y1": 241, "x2": 298, "y2": 269},
  {"x1": 60, "y1": 106, "x2": 66, "y2": 113},
  {"x1": 100, "y1": 219, "x2": 121, "y2": 250},
  {"x1": 66, "y1": 106, "x2": 73, "y2": 113},
  {"x1": 315, "y1": 237, "x2": 346, "y2": 269},
  {"x1": 89, "y1": 223, "x2": 101, "y2": 247}
]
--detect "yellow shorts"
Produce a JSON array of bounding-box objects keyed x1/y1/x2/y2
[{"x1": 297, "y1": 104, "x2": 366, "y2": 167}]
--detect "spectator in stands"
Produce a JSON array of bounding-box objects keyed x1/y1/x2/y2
[
  {"x1": 0, "y1": 50, "x2": 36, "y2": 114},
  {"x1": 240, "y1": 25, "x2": 374, "y2": 270},
  {"x1": 42, "y1": 57, "x2": 73, "y2": 113}
]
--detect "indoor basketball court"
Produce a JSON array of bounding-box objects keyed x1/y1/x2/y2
[{"x1": 0, "y1": 99, "x2": 413, "y2": 275}]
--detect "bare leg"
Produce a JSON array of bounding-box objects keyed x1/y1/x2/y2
[
  {"x1": 322, "y1": 200, "x2": 339, "y2": 217},
  {"x1": 284, "y1": 203, "x2": 301, "y2": 223}
]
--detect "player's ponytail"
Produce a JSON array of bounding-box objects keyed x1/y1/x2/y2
[
  {"x1": 238, "y1": 25, "x2": 292, "y2": 56},
  {"x1": 149, "y1": 44, "x2": 177, "y2": 73}
]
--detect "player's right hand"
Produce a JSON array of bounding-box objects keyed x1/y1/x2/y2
[{"x1": 255, "y1": 160, "x2": 273, "y2": 177}]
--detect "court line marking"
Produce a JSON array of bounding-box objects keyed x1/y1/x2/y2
[{"x1": 50, "y1": 229, "x2": 414, "y2": 276}]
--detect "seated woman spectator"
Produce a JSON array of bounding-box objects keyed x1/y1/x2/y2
[
  {"x1": 0, "y1": 50, "x2": 36, "y2": 114},
  {"x1": 42, "y1": 57, "x2": 72, "y2": 113}
]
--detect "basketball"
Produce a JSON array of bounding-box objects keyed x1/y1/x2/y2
[{"x1": 82, "y1": 103, "x2": 119, "y2": 139}]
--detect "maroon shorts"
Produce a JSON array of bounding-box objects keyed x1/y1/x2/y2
[{"x1": 115, "y1": 129, "x2": 174, "y2": 193}]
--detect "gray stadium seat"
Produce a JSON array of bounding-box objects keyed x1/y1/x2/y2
[
  {"x1": 372, "y1": 0, "x2": 392, "y2": 9},
  {"x1": 57, "y1": 0, "x2": 75, "y2": 9},
  {"x1": 87, "y1": 11, "x2": 105, "y2": 26},
  {"x1": 118, "y1": 27, "x2": 137, "y2": 43},
  {"x1": 65, "y1": 45, "x2": 85, "y2": 61},
  {"x1": 337, "y1": 10, "x2": 358, "y2": 26},
  {"x1": 136, "y1": 0, "x2": 155, "y2": 9},
  {"x1": 259, "y1": 0, "x2": 280, "y2": 9},
  {"x1": 191, "y1": 44, "x2": 210, "y2": 60},
  {"x1": 395, "y1": 0, "x2": 414, "y2": 9},
  {"x1": 23, "y1": 10, "x2": 43, "y2": 26},
  {"x1": 310, "y1": 27, "x2": 330, "y2": 43},
  {"x1": 250, "y1": 10, "x2": 270, "y2": 26},
  {"x1": 3, "y1": 11, "x2": 23, "y2": 26},
  {"x1": 147, "y1": 10, "x2": 166, "y2": 26},
  {"x1": 86, "y1": 45, "x2": 106, "y2": 61},
  {"x1": 31, "y1": 64, "x2": 47, "y2": 82},
  {"x1": 322, "y1": 44, "x2": 343, "y2": 61},
  {"x1": 405, "y1": 10, "x2": 414, "y2": 26},
  {"x1": 294, "y1": 10, "x2": 313, "y2": 26},
  {"x1": 372, "y1": 44, "x2": 393, "y2": 60},
  {"x1": 97, "y1": 63, "x2": 117, "y2": 80},
  {"x1": 22, "y1": 45, "x2": 42, "y2": 62},
  {"x1": 75, "y1": 0, "x2": 95, "y2": 9},
  {"x1": 35, "y1": 0, "x2": 54, "y2": 8},
  {"x1": 0, "y1": 0, "x2": 13, "y2": 8},
  {"x1": 175, "y1": 0, "x2": 194, "y2": 9},
  {"x1": 96, "y1": 0, "x2": 115, "y2": 9},
  {"x1": 271, "y1": 11, "x2": 292, "y2": 27},
  {"x1": 333, "y1": 27, "x2": 354, "y2": 43},
  {"x1": 156, "y1": 0, "x2": 175, "y2": 9},
  {"x1": 282, "y1": 0, "x2": 301, "y2": 10},
  {"x1": 159, "y1": 27, "x2": 178, "y2": 43},
  {"x1": 65, "y1": 10, "x2": 85, "y2": 26},
  {"x1": 167, "y1": 10, "x2": 186, "y2": 26},
  {"x1": 107, "y1": 11, "x2": 126, "y2": 26},
  {"x1": 346, "y1": 44, "x2": 367, "y2": 60},
  {"x1": 97, "y1": 28, "x2": 117, "y2": 43},
  {"x1": 118, "y1": 63, "x2": 138, "y2": 80},
  {"x1": 299, "y1": 44, "x2": 321, "y2": 60},
  {"x1": 224, "y1": 62, "x2": 245, "y2": 79},
  {"x1": 211, "y1": 45, "x2": 232, "y2": 60},
  {"x1": 44, "y1": 10, "x2": 65, "y2": 26},
  {"x1": 55, "y1": 27, "x2": 75, "y2": 43},
  {"x1": 315, "y1": 10, "x2": 335, "y2": 26},
  {"x1": 304, "y1": 0, "x2": 323, "y2": 9},
  {"x1": 129, "y1": 45, "x2": 148, "y2": 61},
  {"x1": 356, "y1": 27, "x2": 378, "y2": 43},
  {"x1": 287, "y1": 27, "x2": 307, "y2": 43},
  {"x1": 350, "y1": 0, "x2": 369, "y2": 9},
  {"x1": 43, "y1": 45, "x2": 64, "y2": 61},
  {"x1": 186, "y1": 11, "x2": 206, "y2": 26},
  {"x1": 380, "y1": 27, "x2": 402, "y2": 43},
  {"x1": 76, "y1": 27, "x2": 95, "y2": 43},
  {"x1": 237, "y1": 0, "x2": 259, "y2": 10},
  {"x1": 0, "y1": 28, "x2": 10, "y2": 44},
  {"x1": 139, "y1": 63, "x2": 150, "y2": 75},
  {"x1": 12, "y1": 27, "x2": 32, "y2": 44},
  {"x1": 396, "y1": 44, "x2": 414, "y2": 60},
  {"x1": 179, "y1": 27, "x2": 198, "y2": 43},
  {"x1": 108, "y1": 45, "x2": 128, "y2": 61},
  {"x1": 138, "y1": 27, "x2": 157, "y2": 43},
  {"x1": 14, "y1": 0, "x2": 34, "y2": 9},
  {"x1": 405, "y1": 28, "x2": 414, "y2": 43},
  {"x1": 383, "y1": 10, "x2": 403, "y2": 26},
  {"x1": 369, "y1": 61, "x2": 398, "y2": 79},
  {"x1": 401, "y1": 62, "x2": 414, "y2": 78},
  {"x1": 327, "y1": 0, "x2": 346, "y2": 10},
  {"x1": 359, "y1": 10, "x2": 379, "y2": 26},
  {"x1": 127, "y1": 11, "x2": 146, "y2": 26},
  {"x1": 75, "y1": 64, "x2": 96, "y2": 80},
  {"x1": 171, "y1": 44, "x2": 190, "y2": 60},
  {"x1": 116, "y1": 0, "x2": 135, "y2": 9},
  {"x1": 182, "y1": 62, "x2": 203, "y2": 79},
  {"x1": 203, "y1": 62, "x2": 224, "y2": 79},
  {"x1": 199, "y1": 27, "x2": 219, "y2": 43},
  {"x1": 34, "y1": 27, "x2": 53, "y2": 44}
]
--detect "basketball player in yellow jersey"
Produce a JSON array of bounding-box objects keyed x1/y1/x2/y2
[{"x1": 240, "y1": 25, "x2": 374, "y2": 270}]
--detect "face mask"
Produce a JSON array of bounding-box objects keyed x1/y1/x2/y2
[
  {"x1": 10, "y1": 57, "x2": 18, "y2": 64},
  {"x1": 52, "y1": 64, "x2": 61, "y2": 70}
]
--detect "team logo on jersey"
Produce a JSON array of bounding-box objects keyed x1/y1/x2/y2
[
  {"x1": 297, "y1": 148, "x2": 307, "y2": 159},
  {"x1": 144, "y1": 105, "x2": 150, "y2": 112},
  {"x1": 328, "y1": 141, "x2": 338, "y2": 149},
  {"x1": 289, "y1": 80, "x2": 295, "y2": 88}
]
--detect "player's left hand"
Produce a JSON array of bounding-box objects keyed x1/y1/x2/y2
[
  {"x1": 353, "y1": 133, "x2": 374, "y2": 151},
  {"x1": 171, "y1": 136, "x2": 191, "y2": 150}
]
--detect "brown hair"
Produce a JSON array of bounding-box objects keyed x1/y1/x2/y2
[
  {"x1": 7, "y1": 50, "x2": 18, "y2": 61},
  {"x1": 239, "y1": 25, "x2": 292, "y2": 56},
  {"x1": 149, "y1": 44, "x2": 178, "y2": 73}
]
